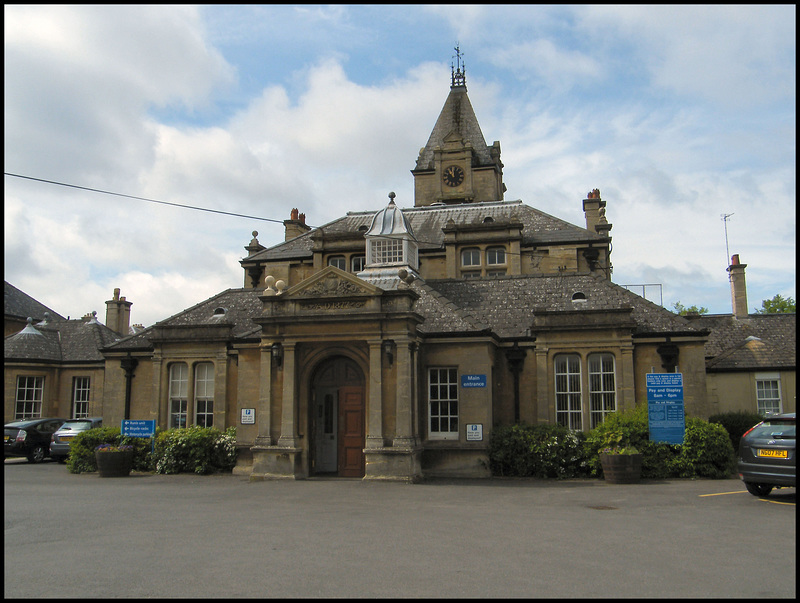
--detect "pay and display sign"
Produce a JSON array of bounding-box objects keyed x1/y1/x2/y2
[{"x1": 646, "y1": 373, "x2": 685, "y2": 445}]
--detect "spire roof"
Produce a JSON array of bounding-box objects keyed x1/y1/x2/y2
[{"x1": 415, "y1": 70, "x2": 493, "y2": 171}]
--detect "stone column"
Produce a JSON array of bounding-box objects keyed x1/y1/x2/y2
[
  {"x1": 277, "y1": 342, "x2": 298, "y2": 448},
  {"x1": 619, "y1": 345, "x2": 636, "y2": 412},
  {"x1": 535, "y1": 347, "x2": 550, "y2": 423},
  {"x1": 151, "y1": 354, "x2": 164, "y2": 426},
  {"x1": 254, "y1": 343, "x2": 273, "y2": 445},
  {"x1": 393, "y1": 339, "x2": 416, "y2": 448},
  {"x1": 214, "y1": 350, "x2": 228, "y2": 428},
  {"x1": 366, "y1": 339, "x2": 384, "y2": 449}
]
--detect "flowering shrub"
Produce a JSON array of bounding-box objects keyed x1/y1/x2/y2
[
  {"x1": 95, "y1": 444, "x2": 134, "y2": 453},
  {"x1": 488, "y1": 423, "x2": 590, "y2": 478},
  {"x1": 154, "y1": 426, "x2": 237, "y2": 475},
  {"x1": 599, "y1": 445, "x2": 640, "y2": 455}
]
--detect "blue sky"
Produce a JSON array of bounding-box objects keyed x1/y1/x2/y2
[{"x1": 4, "y1": 5, "x2": 796, "y2": 328}]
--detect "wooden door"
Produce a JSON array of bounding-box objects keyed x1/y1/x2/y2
[
  {"x1": 314, "y1": 388, "x2": 338, "y2": 473},
  {"x1": 337, "y1": 386, "x2": 365, "y2": 477}
]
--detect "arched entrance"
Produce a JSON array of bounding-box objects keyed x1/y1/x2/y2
[{"x1": 310, "y1": 356, "x2": 365, "y2": 477}]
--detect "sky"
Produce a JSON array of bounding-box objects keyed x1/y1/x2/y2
[{"x1": 4, "y1": 4, "x2": 796, "y2": 329}]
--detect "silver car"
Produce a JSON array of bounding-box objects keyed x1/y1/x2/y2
[
  {"x1": 737, "y1": 412, "x2": 796, "y2": 497},
  {"x1": 49, "y1": 417, "x2": 103, "y2": 463}
]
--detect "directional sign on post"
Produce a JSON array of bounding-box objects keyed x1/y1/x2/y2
[
  {"x1": 646, "y1": 373, "x2": 685, "y2": 445},
  {"x1": 121, "y1": 420, "x2": 156, "y2": 438}
]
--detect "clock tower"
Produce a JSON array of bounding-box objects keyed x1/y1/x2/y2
[{"x1": 412, "y1": 46, "x2": 505, "y2": 207}]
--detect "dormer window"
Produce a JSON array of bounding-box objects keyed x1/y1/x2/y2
[
  {"x1": 461, "y1": 248, "x2": 480, "y2": 267},
  {"x1": 487, "y1": 247, "x2": 506, "y2": 266},
  {"x1": 328, "y1": 256, "x2": 346, "y2": 270}
]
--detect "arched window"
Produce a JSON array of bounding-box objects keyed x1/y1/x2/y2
[
  {"x1": 194, "y1": 362, "x2": 214, "y2": 427},
  {"x1": 461, "y1": 248, "x2": 480, "y2": 267},
  {"x1": 554, "y1": 354, "x2": 582, "y2": 430},
  {"x1": 588, "y1": 353, "x2": 616, "y2": 428},
  {"x1": 487, "y1": 246, "x2": 506, "y2": 265},
  {"x1": 169, "y1": 363, "x2": 188, "y2": 428},
  {"x1": 328, "y1": 256, "x2": 346, "y2": 270}
]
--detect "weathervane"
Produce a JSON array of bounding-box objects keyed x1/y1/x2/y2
[
  {"x1": 721, "y1": 212, "x2": 734, "y2": 266},
  {"x1": 451, "y1": 43, "x2": 466, "y2": 88}
]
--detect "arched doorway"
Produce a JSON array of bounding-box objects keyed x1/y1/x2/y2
[{"x1": 310, "y1": 356, "x2": 365, "y2": 477}]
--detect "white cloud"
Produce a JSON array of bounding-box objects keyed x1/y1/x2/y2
[{"x1": 3, "y1": 5, "x2": 794, "y2": 328}]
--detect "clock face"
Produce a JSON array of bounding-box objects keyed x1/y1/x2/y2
[{"x1": 443, "y1": 165, "x2": 465, "y2": 187}]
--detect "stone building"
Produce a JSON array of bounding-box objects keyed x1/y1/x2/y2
[
  {"x1": 96, "y1": 63, "x2": 712, "y2": 481},
  {"x1": 9, "y1": 59, "x2": 792, "y2": 479}
]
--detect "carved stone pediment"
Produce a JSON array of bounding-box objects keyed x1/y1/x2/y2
[{"x1": 285, "y1": 266, "x2": 381, "y2": 300}]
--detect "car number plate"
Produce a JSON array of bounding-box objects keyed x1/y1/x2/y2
[{"x1": 758, "y1": 449, "x2": 788, "y2": 458}]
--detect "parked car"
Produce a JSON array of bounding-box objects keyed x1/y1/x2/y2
[
  {"x1": 737, "y1": 412, "x2": 796, "y2": 497},
  {"x1": 4, "y1": 418, "x2": 67, "y2": 463},
  {"x1": 49, "y1": 417, "x2": 104, "y2": 463}
]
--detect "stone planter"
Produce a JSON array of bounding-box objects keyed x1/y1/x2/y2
[
  {"x1": 599, "y1": 453, "x2": 642, "y2": 484},
  {"x1": 95, "y1": 450, "x2": 134, "y2": 477}
]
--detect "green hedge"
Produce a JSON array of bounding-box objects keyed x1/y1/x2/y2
[
  {"x1": 66, "y1": 426, "x2": 237, "y2": 475},
  {"x1": 708, "y1": 411, "x2": 764, "y2": 453},
  {"x1": 488, "y1": 405, "x2": 736, "y2": 480}
]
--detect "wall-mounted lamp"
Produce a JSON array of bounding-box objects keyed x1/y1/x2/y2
[
  {"x1": 382, "y1": 339, "x2": 395, "y2": 366},
  {"x1": 271, "y1": 342, "x2": 284, "y2": 368}
]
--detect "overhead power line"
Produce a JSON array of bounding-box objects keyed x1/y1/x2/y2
[{"x1": 4, "y1": 172, "x2": 287, "y2": 225}]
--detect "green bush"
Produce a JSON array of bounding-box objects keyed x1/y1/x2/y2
[
  {"x1": 67, "y1": 426, "x2": 123, "y2": 474},
  {"x1": 154, "y1": 426, "x2": 237, "y2": 475},
  {"x1": 583, "y1": 405, "x2": 651, "y2": 476},
  {"x1": 582, "y1": 406, "x2": 735, "y2": 479},
  {"x1": 488, "y1": 423, "x2": 590, "y2": 478},
  {"x1": 708, "y1": 411, "x2": 764, "y2": 453},
  {"x1": 66, "y1": 425, "x2": 236, "y2": 475},
  {"x1": 672, "y1": 418, "x2": 735, "y2": 478}
]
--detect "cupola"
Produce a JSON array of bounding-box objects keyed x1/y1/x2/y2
[{"x1": 357, "y1": 193, "x2": 420, "y2": 287}]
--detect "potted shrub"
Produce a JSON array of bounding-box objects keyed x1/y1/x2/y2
[
  {"x1": 598, "y1": 429, "x2": 642, "y2": 484},
  {"x1": 95, "y1": 443, "x2": 135, "y2": 477}
]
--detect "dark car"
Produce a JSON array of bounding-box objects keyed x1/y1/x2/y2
[
  {"x1": 4, "y1": 418, "x2": 67, "y2": 463},
  {"x1": 49, "y1": 417, "x2": 103, "y2": 462},
  {"x1": 737, "y1": 412, "x2": 796, "y2": 497}
]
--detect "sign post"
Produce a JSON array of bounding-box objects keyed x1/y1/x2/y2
[
  {"x1": 646, "y1": 373, "x2": 685, "y2": 445},
  {"x1": 121, "y1": 419, "x2": 156, "y2": 454}
]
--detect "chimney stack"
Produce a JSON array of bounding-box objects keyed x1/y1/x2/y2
[
  {"x1": 727, "y1": 254, "x2": 749, "y2": 319},
  {"x1": 284, "y1": 208, "x2": 311, "y2": 241},
  {"x1": 105, "y1": 288, "x2": 133, "y2": 335},
  {"x1": 582, "y1": 189, "x2": 612, "y2": 237}
]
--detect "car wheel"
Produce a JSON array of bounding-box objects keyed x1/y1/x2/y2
[
  {"x1": 744, "y1": 482, "x2": 773, "y2": 497},
  {"x1": 27, "y1": 445, "x2": 47, "y2": 463}
]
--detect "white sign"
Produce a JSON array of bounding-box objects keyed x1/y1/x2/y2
[
  {"x1": 466, "y1": 423, "x2": 483, "y2": 441},
  {"x1": 241, "y1": 408, "x2": 256, "y2": 424}
]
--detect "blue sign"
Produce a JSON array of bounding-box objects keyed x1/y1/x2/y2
[
  {"x1": 122, "y1": 420, "x2": 156, "y2": 438},
  {"x1": 461, "y1": 374, "x2": 486, "y2": 388},
  {"x1": 647, "y1": 373, "x2": 685, "y2": 445}
]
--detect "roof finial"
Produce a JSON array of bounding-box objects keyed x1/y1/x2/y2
[
  {"x1": 388, "y1": 191, "x2": 396, "y2": 205},
  {"x1": 451, "y1": 43, "x2": 466, "y2": 88}
]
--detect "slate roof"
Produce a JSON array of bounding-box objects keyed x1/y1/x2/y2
[
  {"x1": 685, "y1": 313, "x2": 796, "y2": 371},
  {"x1": 420, "y1": 274, "x2": 701, "y2": 338},
  {"x1": 105, "y1": 272, "x2": 702, "y2": 353},
  {"x1": 415, "y1": 83, "x2": 494, "y2": 170},
  {"x1": 5, "y1": 316, "x2": 122, "y2": 363},
  {"x1": 245, "y1": 200, "x2": 607, "y2": 263},
  {"x1": 4, "y1": 281, "x2": 65, "y2": 322},
  {"x1": 103, "y1": 288, "x2": 265, "y2": 352}
]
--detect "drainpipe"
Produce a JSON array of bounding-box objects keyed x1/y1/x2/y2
[
  {"x1": 120, "y1": 354, "x2": 139, "y2": 420},
  {"x1": 505, "y1": 342, "x2": 527, "y2": 423}
]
